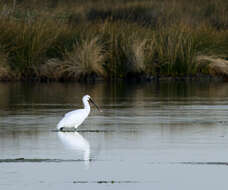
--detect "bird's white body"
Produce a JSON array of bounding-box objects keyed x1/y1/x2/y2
[{"x1": 57, "y1": 95, "x2": 91, "y2": 130}]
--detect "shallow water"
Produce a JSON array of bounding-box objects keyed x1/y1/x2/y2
[{"x1": 1, "y1": 81, "x2": 228, "y2": 190}]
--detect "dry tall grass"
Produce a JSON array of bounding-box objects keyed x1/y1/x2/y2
[
  {"x1": 0, "y1": 0, "x2": 227, "y2": 81},
  {"x1": 60, "y1": 37, "x2": 105, "y2": 80},
  {"x1": 0, "y1": 18, "x2": 64, "y2": 78},
  {"x1": 155, "y1": 24, "x2": 197, "y2": 76}
]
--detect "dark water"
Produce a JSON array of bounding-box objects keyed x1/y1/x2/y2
[{"x1": 1, "y1": 82, "x2": 228, "y2": 190}]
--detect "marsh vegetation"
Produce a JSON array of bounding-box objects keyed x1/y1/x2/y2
[{"x1": 0, "y1": 0, "x2": 227, "y2": 81}]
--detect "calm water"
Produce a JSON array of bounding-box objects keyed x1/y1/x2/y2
[{"x1": 1, "y1": 81, "x2": 228, "y2": 190}]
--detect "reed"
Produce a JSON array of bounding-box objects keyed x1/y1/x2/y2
[
  {"x1": 0, "y1": 18, "x2": 63, "y2": 78},
  {"x1": 0, "y1": 0, "x2": 227, "y2": 81},
  {"x1": 99, "y1": 21, "x2": 150, "y2": 79},
  {"x1": 150, "y1": 24, "x2": 198, "y2": 76}
]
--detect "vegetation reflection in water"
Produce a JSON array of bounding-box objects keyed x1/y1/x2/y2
[{"x1": 1, "y1": 81, "x2": 228, "y2": 108}]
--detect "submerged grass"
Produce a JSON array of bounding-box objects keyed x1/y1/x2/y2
[{"x1": 0, "y1": 0, "x2": 227, "y2": 81}]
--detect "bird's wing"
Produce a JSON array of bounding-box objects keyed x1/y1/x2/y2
[
  {"x1": 57, "y1": 109, "x2": 88, "y2": 129},
  {"x1": 64, "y1": 109, "x2": 83, "y2": 117}
]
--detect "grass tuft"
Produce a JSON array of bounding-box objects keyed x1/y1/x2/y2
[{"x1": 60, "y1": 37, "x2": 106, "y2": 81}]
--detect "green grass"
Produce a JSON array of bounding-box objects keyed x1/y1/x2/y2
[{"x1": 0, "y1": 0, "x2": 227, "y2": 81}]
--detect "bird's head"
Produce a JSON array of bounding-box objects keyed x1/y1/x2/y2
[
  {"x1": 83, "y1": 95, "x2": 91, "y2": 102},
  {"x1": 83, "y1": 95, "x2": 102, "y2": 112}
]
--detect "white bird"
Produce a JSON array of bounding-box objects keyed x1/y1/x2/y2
[{"x1": 57, "y1": 95, "x2": 101, "y2": 131}]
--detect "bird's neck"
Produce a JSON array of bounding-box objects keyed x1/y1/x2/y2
[{"x1": 83, "y1": 100, "x2": 90, "y2": 111}]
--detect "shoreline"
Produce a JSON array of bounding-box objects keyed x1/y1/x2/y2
[{"x1": 0, "y1": 74, "x2": 226, "y2": 83}]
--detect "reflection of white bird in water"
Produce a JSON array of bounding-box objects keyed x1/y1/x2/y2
[
  {"x1": 58, "y1": 132, "x2": 90, "y2": 162},
  {"x1": 57, "y1": 95, "x2": 101, "y2": 131}
]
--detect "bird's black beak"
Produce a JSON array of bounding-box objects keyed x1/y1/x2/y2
[{"x1": 89, "y1": 98, "x2": 102, "y2": 112}]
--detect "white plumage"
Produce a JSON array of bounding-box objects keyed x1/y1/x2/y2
[{"x1": 57, "y1": 95, "x2": 100, "y2": 130}]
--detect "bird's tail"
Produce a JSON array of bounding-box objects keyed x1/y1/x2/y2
[{"x1": 57, "y1": 119, "x2": 64, "y2": 130}]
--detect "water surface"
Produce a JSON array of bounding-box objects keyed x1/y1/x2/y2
[{"x1": 1, "y1": 82, "x2": 228, "y2": 190}]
